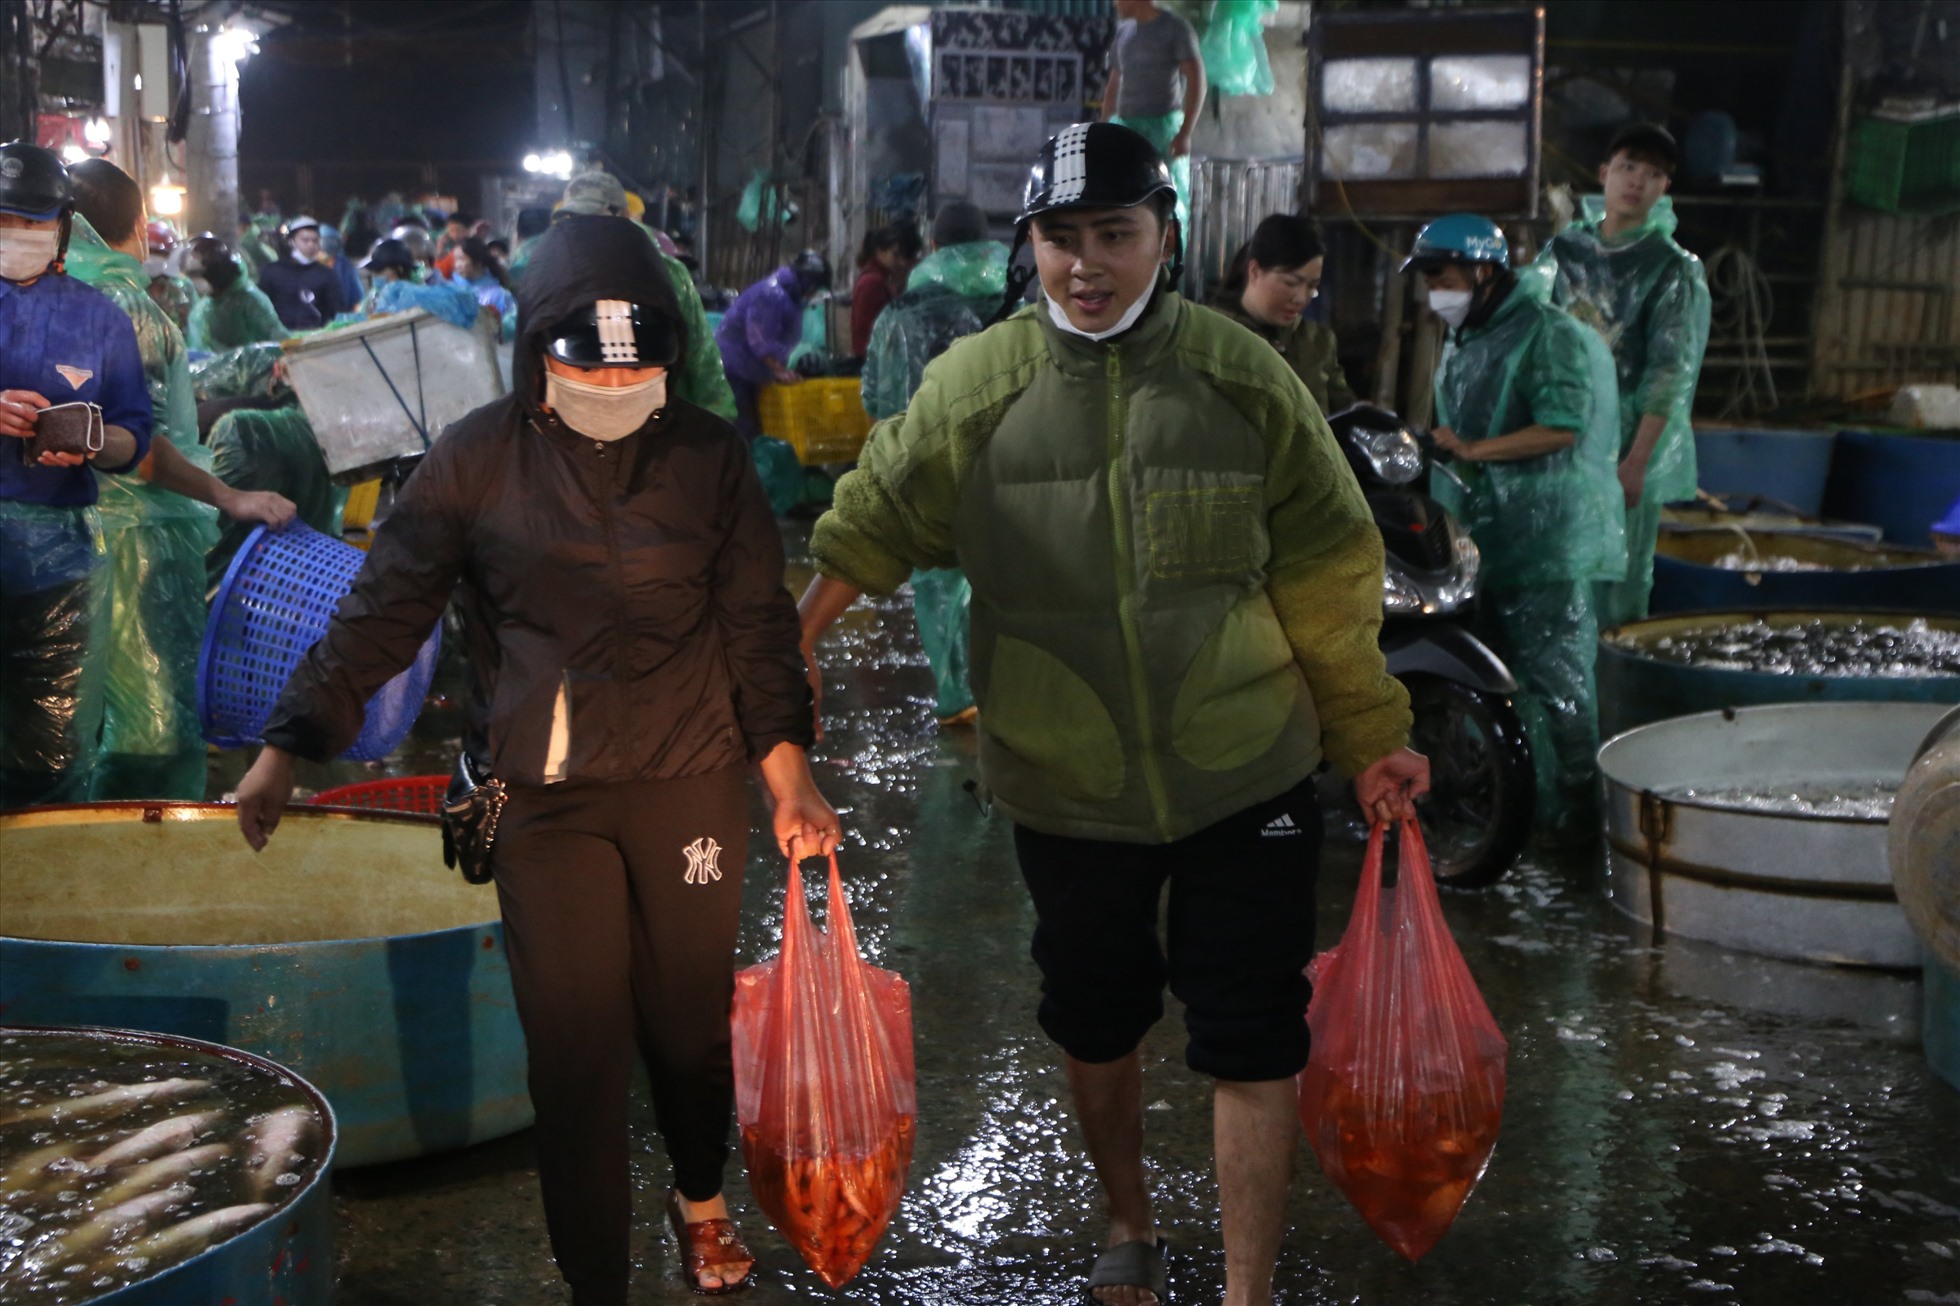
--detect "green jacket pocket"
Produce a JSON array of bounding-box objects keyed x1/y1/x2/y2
[
  {"x1": 1171, "y1": 595, "x2": 1303, "y2": 772},
  {"x1": 983, "y1": 634, "x2": 1126, "y2": 802}
]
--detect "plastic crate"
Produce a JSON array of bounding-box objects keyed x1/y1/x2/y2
[
  {"x1": 1845, "y1": 114, "x2": 1960, "y2": 215},
  {"x1": 758, "y1": 378, "x2": 873, "y2": 464},
  {"x1": 307, "y1": 775, "x2": 448, "y2": 815},
  {"x1": 198, "y1": 522, "x2": 441, "y2": 761}
]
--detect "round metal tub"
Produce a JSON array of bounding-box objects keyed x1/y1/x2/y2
[
  {"x1": 1599, "y1": 702, "x2": 1950, "y2": 968},
  {"x1": 1650, "y1": 530, "x2": 1960, "y2": 617},
  {"x1": 1, "y1": 1024, "x2": 334, "y2": 1305},
  {"x1": 1598, "y1": 609, "x2": 1960, "y2": 740},
  {"x1": 0, "y1": 804, "x2": 531, "y2": 1167}
]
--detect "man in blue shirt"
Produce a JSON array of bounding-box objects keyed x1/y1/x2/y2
[{"x1": 0, "y1": 141, "x2": 153, "y2": 807}]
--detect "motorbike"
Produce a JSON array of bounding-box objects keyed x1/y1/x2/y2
[{"x1": 1321, "y1": 403, "x2": 1535, "y2": 888}]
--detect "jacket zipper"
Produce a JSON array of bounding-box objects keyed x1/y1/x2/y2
[
  {"x1": 1104, "y1": 349, "x2": 1173, "y2": 841},
  {"x1": 592, "y1": 439, "x2": 632, "y2": 759}
]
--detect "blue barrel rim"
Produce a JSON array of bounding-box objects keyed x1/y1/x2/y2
[
  {"x1": 0, "y1": 802, "x2": 503, "y2": 949},
  {"x1": 0, "y1": 1021, "x2": 337, "y2": 1298},
  {"x1": 1600, "y1": 606, "x2": 1960, "y2": 666}
]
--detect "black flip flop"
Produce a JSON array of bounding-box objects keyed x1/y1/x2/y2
[{"x1": 1086, "y1": 1236, "x2": 1170, "y2": 1305}]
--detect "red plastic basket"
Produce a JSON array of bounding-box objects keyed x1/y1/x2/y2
[{"x1": 306, "y1": 775, "x2": 448, "y2": 815}]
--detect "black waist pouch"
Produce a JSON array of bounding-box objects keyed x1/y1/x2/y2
[{"x1": 440, "y1": 753, "x2": 508, "y2": 885}]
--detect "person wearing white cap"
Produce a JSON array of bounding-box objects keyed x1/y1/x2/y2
[{"x1": 256, "y1": 214, "x2": 345, "y2": 330}]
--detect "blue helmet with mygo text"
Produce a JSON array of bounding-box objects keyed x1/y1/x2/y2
[{"x1": 1400, "y1": 214, "x2": 1508, "y2": 273}]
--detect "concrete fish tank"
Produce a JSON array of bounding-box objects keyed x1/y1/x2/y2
[
  {"x1": 1597, "y1": 610, "x2": 1960, "y2": 739},
  {"x1": 0, "y1": 803, "x2": 531, "y2": 1167},
  {"x1": 1599, "y1": 702, "x2": 1950, "y2": 969},
  {"x1": 0, "y1": 1024, "x2": 334, "y2": 1304}
]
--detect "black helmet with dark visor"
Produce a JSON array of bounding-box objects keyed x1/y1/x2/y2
[{"x1": 543, "y1": 298, "x2": 679, "y2": 369}]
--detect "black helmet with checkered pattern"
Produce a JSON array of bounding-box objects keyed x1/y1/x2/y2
[
  {"x1": 996, "y1": 122, "x2": 1182, "y2": 323},
  {"x1": 1017, "y1": 122, "x2": 1175, "y2": 228},
  {"x1": 543, "y1": 299, "x2": 680, "y2": 369}
]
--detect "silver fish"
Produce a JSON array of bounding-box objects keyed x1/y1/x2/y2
[
  {"x1": 12, "y1": 1183, "x2": 191, "y2": 1277},
  {"x1": 242, "y1": 1105, "x2": 316, "y2": 1199},
  {"x1": 87, "y1": 1110, "x2": 223, "y2": 1170},
  {"x1": 111, "y1": 1202, "x2": 273, "y2": 1267},
  {"x1": 96, "y1": 1143, "x2": 229, "y2": 1207},
  {"x1": 0, "y1": 1139, "x2": 94, "y2": 1198},
  {"x1": 0, "y1": 1078, "x2": 211, "y2": 1126}
]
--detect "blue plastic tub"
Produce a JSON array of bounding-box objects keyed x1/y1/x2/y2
[
  {"x1": 198, "y1": 522, "x2": 439, "y2": 760},
  {"x1": 1650, "y1": 530, "x2": 1960, "y2": 616},
  {"x1": 1693, "y1": 427, "x2": 1838, "y2": 518},
  {"x1": 1596, "y1": 609, "x2": 1960, "y2": 740},
  {"x1": 0, "y1": 803, "x2": 533, "y2": 1167},
  {"x1": 1825, "y1": 430, "x2": 1960, "y2": 546}
]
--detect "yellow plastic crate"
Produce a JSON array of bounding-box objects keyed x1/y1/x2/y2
[
  {"x1": 341, "y1": 477, "x2": 383, "y2": 550},
  {"x1": 759, "y1": 377, "x2": 872, "y2": 464}
]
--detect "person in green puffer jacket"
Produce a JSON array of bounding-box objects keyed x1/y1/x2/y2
[
  {"x1": 65, "y1": 162, "x2": 296, "y2": 800},
  {"x1": 801, "y1": 124, "x2": 1425, "y2": 1306},
  {"x1": 1526, "y1": 123, "x2": 1710, "y2": 629}
]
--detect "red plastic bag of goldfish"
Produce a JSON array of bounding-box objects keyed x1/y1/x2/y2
[
  {"x1": 1299, "y1": 819, "x2": 1509, "y2": 1260},
  {"x1": 732, "y1": 853, "x2": 916, "y2": 1288}
]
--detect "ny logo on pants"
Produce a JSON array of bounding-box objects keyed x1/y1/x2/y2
[{"x1": 682, "y1": 836, "x2": 723, "y2": 884}]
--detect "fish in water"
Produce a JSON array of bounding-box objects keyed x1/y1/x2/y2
[
  {"x1": 96, "y1": 1143, "x2": 229, "y2": 1207},
  {"x1": 0, "y1": 1078, "x2": 212, "y2": 1126},
  {"x1": 0, "y1": 1138, "x2": 101, "y2": 1199},
  {"x1": 7, "y1": 1184, "x2": 192, "y2": 1280},
  {"x1": 108, "y1": 1202, "x2": 274, "y2": 1270},
  {"x1": 242, "y1": 1105, "x2": 316, "y2": 1199},
  {"x1": 87, "y1": 1111, "x2": 223, "y2": 1170}
]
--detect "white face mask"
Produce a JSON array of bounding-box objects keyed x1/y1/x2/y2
[
  {"x1": 0, "y1": 227, "x2": 61, "y2": 282},
  {"x1": 1045, "y1": 282, "x2": 1156, "y2": 343},
  {"x1": 142, "y1": 256, "x2": 168, "y2": 279},
  {"x1": 1428, "y1": 288, "x2": 1474, "y2": 329},
  {"x1": 188, "y1": 274, "x2": 214, "y2": 296},
  {"x1": 544, "y1": 367, "x2": 667, "y2": 441}
]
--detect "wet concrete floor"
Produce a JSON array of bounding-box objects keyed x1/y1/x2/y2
[{"x1": 214, "y1": 524, "x2": 1960, "y2": 1305}]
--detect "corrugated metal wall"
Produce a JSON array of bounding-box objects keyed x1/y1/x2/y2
[
  {"x1": 1810, "y1": 209, "x2": 1960, "y2": 400},
  {"x1": 1183, "y1": 156, "x2": 1305, "y2": 301}
]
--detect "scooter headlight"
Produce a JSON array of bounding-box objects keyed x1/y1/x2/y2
[
  {"x1": 1383, "y1": 567, "x2": 1426, "y2": 613},
  {"x1": 1353, "y1": 425, "x2": 1424, "y2": 485}
]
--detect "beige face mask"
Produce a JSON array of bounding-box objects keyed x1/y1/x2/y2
[
  {"x1": 543, "y1": 368, "x2": 668, "y2": 441},
  {"x1": 0, "y1": 227, "x2": 60, "y2": 282}
]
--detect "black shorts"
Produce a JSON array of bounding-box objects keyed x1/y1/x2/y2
[{"x1": 1014, "y1": 778, "x2": 1321, "y2": 1083}]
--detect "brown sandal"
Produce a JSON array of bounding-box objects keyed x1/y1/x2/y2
[{"x1": 665, "y1": 1190, "x2": 756, "y2": 1296}]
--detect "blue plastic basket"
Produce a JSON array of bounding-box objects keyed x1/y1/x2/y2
[{"x1": 198, "y1": 523, "x2": 441, "y2": 761}]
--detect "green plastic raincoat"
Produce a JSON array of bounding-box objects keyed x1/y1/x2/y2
[
  {"x1": 205, "y1": 407, "x2": 342, "y2": 589},
  {"x1": 148, "y1": 273, "x2": 195, "y2": 336},
  {"x1": 859, "y1": 240, "x2": 1010, "y2": 721},
  {"x1": 1432, "y1": 278, "x2": 1625, "y2": 826},
  {"x1": 187, "y1": 276, "x2": 289, "y2": 353},
  {"x1": 65, "y1": 219, "x2": 221, "y2": 800},
  {"x1": 1529, "y1": 195, "x2": 1710, "y2": 627}
]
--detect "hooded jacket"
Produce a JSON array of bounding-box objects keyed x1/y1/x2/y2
[
  {"x1": 262, "y1": 215, "x2": 812, "y2": 782},
  {"x1": 714, "y1": 266, "x2": 805, "y2": 387}
]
